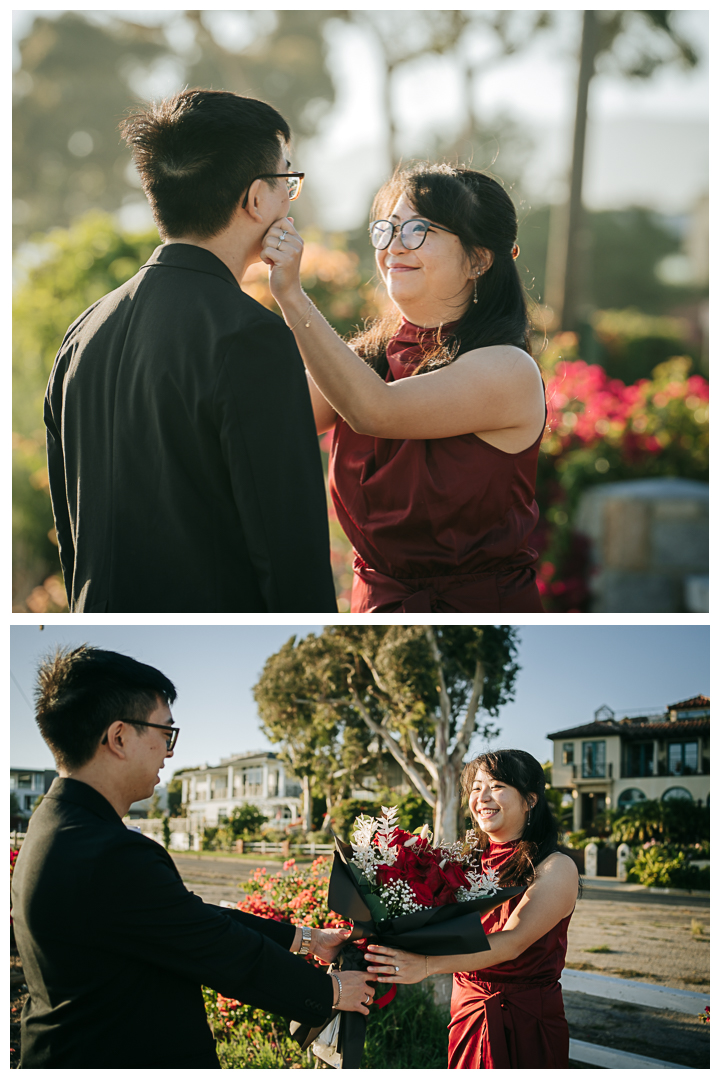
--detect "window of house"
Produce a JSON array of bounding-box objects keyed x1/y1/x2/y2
[
  {"x1": 562, "y1": 743, "x2": 574, "y2": 765},
  {"x1": 243, "y1": 767, "x2": 263, "y2": 795},
  {"x1": 618, "y1": 788, "x2": 646, "y2": 810},
  {"x1": 582, "y1": 740, "x2": 606, "y2": 778},
  {"x1": 626, "y1": 742, "x2": 654, "y2": 778},
  {"x1": 662, "y1": 786, "x2": 693, "y2": 801},
  {"x1": 17, "y1": 773, "x2": 33, "y2": 789},
  {"x1": 668, "y1": 742, "x2": 699, "y2": 776}
]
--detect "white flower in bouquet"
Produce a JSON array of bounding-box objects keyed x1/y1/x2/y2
[{"x1": 350, "y1": 805, "x2": 399, "y2": 883}]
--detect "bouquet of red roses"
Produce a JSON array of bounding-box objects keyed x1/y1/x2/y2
[
  {"x1": 346, "y1": 805, "x2": 501, "y2": 916},
  {"x1": 291, "y1": 806, "x2": 522, "y2": 1068}
]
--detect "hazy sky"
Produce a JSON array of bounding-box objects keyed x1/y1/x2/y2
[
  {"x1": 11, "y1": 624, "x2": 709, "y2": 782},
  {"x1": 12, "y1": 9, "x2": 709, "y2": 230}
]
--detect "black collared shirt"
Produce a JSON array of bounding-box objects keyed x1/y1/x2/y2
[
  {"x1": 11, "y1": 778, "x2": 333, "y2": 1068},
  {"x1": 44, "y1": 243, "x2": 337, "y2": 613}
]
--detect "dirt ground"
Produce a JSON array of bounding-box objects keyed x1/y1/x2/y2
[{"x1": 566, "y1": 896, "x2": 710, "y2": 992}]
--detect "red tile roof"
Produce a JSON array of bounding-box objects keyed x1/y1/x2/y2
[
  {"x1": 547, "y1": 717, "x2": 709, "y2": 740},
  {"x1": 667, "y1": 695, "x2": 710, "y2": 711}
]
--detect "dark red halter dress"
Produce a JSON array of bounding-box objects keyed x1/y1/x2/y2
[
  {"x1": 448, "y1": 841, "x2": 572, "y2": 1070},
  {"x1": 328, "y1": 321, "x2": 545, "y2": 613}
]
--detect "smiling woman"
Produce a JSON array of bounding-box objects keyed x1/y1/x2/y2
[
  {"x1": 263, "y1": 162, "x2": 547, "y2": 613},
  {"x1": 364, "y1": 749, "x2": 579, "y2": 1069}
]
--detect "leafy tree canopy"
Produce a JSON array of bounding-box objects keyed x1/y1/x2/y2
[{"x1": 255, "y1": 625, "x2": 519, "y2": 839}]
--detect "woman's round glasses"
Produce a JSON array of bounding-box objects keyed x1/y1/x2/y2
[
  {"x1": 369, "y1": 218, "x2": 455, "y2": 251},
  {"x1": 241, "y1": 172, "x2": 304, "y2": 209}
]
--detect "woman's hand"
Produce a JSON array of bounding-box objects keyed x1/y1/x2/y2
[
  {"x1": 310, "y1": 926, "x2": 352, "y2": 964},
  {"x1": 363, "y1": 944, "x2": 427, "y2": 984},
  {"x1": 261, "y1": 215, "x2": 305, "y2": 310},
  {"x1": 330, "y1": 970, "x2": 377, "y2": 1015}
]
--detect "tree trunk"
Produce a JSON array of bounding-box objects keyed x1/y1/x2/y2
[
  {"x1": 321, "y1": 791, "x2": 333, "y2": 832},
  {"x1": 434, "y1": 768, "x2": 461, "y2": 844},
  {"x1": 545, "y1": 10, "x2": 599, "y2": 330},
  {"x1": 302, "y1": 774, "x2": 313, "y2": 832},
  {"x1": 384, "y1": 61, "x2": 399, "y2": 173}
]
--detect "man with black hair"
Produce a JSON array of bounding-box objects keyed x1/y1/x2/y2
[
  {"x1": 11, "y1": 646, "x2": 373, "y2": 1068},
  {"x1": 44, "y1": 89, "x2": 337, "y2": 613}
]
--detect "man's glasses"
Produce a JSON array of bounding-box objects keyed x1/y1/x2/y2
[
  {"x1": 369, "y1": 218, "x2": 455, "y2": 251},
  {"x1": 241, "y1": 172, "x2": 305, "y2": 209},
  {"x1": 103, "y1": 721, "x2": 180, "y2": 751}
]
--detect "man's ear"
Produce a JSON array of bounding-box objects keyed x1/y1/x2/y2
[
  {"x1": 102, "y1": 720, "x2": 131, "y2": 760},
  {"x1": 242, "y1": 179, "x2": 264, "y2": 224}
]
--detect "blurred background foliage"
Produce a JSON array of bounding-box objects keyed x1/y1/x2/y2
[{"x1": 12, "y1": 9, "x2": 708, "y2": 612}]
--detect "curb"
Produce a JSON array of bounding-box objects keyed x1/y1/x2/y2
[{"x1": 569, "y1": 1038, "x2": 691, "y2": 1069}]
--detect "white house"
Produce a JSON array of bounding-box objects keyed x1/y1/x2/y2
[
  {"x1": 548, "y1": 696, "x2": 710, "y2": 832},
  {"x1": 175, "y1": 750, "x2": 302, "y2": 836}
]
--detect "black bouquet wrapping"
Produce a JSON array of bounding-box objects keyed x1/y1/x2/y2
[{"x1": 290, "y1": 835, "x2": 523, "y2": 1068}]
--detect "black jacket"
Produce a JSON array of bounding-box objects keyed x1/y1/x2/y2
[
  {"x1": 11, "y1": 778, "x2": 333, "y2": 1068},
  {"x1": 44, "y1": 243, "x2": 337, "y2": 613}
]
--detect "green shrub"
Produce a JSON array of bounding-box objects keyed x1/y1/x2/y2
[
  {"x1": 545, "y1": 787, "x2": 573, "y2": 829},
  {"x1": 564, "y1": 831, "x2": 605, "y2": 850},
  {"x1": 626, "y1": 844, "x2": 710, "y2": 890},
  {"x1": 204, "y1": 858, "x2": 451, "y2": 1067},
  {"x1": 590, "y1": 308, "x2": 702, "y2": 383},
  {"x1": 328, "y1": 798, "x2": 384, "y2": 843},
  {"x1": 201, "y1": 826, "x2": 220, "y2": 851},
  {"x1": 606, "y1": 798, "x2": 709, "y2": 846},
  {"x1": 361, "y1": 983, "x2": 449, "y2": 1068}
]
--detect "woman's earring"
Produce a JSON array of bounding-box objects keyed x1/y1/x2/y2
[{"x1": 473, "y1": 274, "x2": 479, "y2": 304}]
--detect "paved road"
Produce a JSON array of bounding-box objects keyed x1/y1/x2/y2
[{"x1": 171, "y1": 854, "x2": 290, "y2": 906}]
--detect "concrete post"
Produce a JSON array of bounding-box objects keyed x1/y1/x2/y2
[
  {"x1": 617, "y1": 843, "x2": 632, "y2": 881},
  {"x1": 585, "y1": 842, "x2": 598, "y2": 877}
]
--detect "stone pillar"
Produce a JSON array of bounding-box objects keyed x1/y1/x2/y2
[
  {"x1": 572, "y1": 791, "x2": 581, "y2": 832},
  {"x1": 575, "y1": 478, "x2": 709, "y2": 612},
  {"x1": 617, "y1": 843, "x2": 631, "y2": 881},
  {"x1": 585, "y1": 842, "x2": 598, "y2": 877}
]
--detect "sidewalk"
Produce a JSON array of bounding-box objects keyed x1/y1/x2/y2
[{"x1": 580, "y1": 875, "x2": 709, "y2": 905}]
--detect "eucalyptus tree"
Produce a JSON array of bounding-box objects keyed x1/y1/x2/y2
[{"x1": 254, "y1": 625, "x2": 519, "y2": 840}]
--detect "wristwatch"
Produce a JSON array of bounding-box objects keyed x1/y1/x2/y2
[{"x1": 297, "y1": 925, "x2": 312, "y2": 956}]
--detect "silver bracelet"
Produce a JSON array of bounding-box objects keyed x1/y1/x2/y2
[
  {"x1": 297, "y1": 925, "x2": 312, "y2": 957},
  {"x1": 331, "y1": 971, "x2": 342, "y2": 1007}
]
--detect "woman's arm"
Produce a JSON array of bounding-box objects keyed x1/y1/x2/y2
[
  {"x1": 306, "y1": 371, "x2": 337, "y2": 435},
  {"x1": 363, "y1": 852, "x2": 579, "y2": 983},
  {"x1": 263, "y1": 218, "x2": 544, "y2": 442}
]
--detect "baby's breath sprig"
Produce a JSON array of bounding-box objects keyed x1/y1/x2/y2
[{"x1": 377, "y1": 878, "x2": 431, "y2": 918}]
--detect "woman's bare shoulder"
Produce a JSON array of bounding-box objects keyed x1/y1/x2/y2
[
  {"x1": 454, "y1": 343, "x2": 541, "y2": 383},
  {"x1": 535, "y1": 850, "x2": 579, "y2": 881}
]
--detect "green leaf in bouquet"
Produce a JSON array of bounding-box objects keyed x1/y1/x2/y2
[{"x1": 347, "y1": 862, "x2": 390, "y2": 921}]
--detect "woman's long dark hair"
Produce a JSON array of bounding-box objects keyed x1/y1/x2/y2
[
  {"x1": 349, "y1": 162, "x2": 533, "y2": 379},
  {"x1": 461, "y1": 749, "x2": 560, "y2": 887}
]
